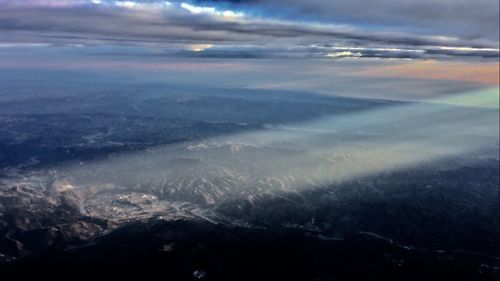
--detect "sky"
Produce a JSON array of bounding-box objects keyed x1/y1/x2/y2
[{"x1": 0, "y1": 0, "x2": 498, "y2": 101}]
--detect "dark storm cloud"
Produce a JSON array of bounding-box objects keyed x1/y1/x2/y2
[{"x1": 189, "y1": 0, "x2": 499, "y2": 42}]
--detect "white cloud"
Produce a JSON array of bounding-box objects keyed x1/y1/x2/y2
[
  {"x1": 326, "y1": 51, "x2": 362, "y2": 58},
  {"x1": 180, "y1": 2, "x2": 243, "y2": 18}
]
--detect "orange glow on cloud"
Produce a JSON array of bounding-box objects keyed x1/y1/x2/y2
[{"x1": 360, "y1": 61, "x2": 499, "y2": 85}]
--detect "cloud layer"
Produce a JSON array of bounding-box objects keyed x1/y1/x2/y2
[{"x1": 0, "y1": 0, "x2": 498, "y2": 60}]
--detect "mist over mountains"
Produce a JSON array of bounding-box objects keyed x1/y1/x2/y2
[{"x1": 0, "y1": 66, "x2": 498, "y2": 280}]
